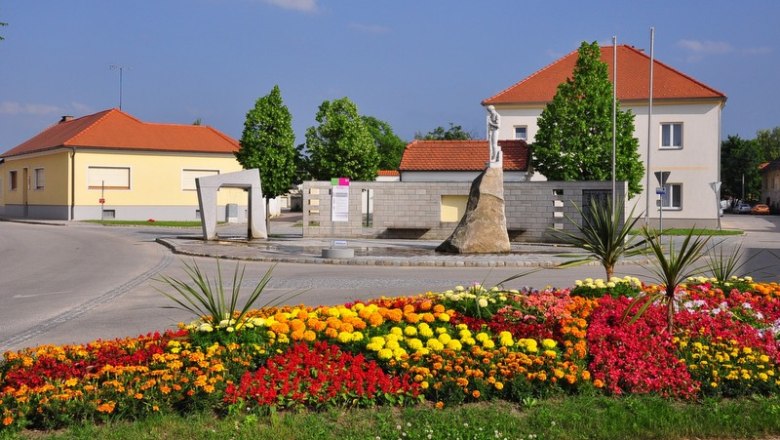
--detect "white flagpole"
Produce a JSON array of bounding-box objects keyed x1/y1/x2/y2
[
  {"x1": 645, "y1": 27, "x2": 655, "y2": 225},
  {"x1": 612, "y1": 36, "x2": 617, "y2": 209}
]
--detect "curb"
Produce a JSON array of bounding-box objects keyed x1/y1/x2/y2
[{"x1": 156, "y1": 238, "x2": 652, "y2": 268}]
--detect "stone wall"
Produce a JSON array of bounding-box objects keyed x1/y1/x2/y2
[{"x1": 302, "y1": 180, "x2": 627, "y2": 243}]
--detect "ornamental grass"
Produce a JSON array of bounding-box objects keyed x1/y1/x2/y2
[{"x1": 3, "y1": 278, "x2": 780, "y2": 434}]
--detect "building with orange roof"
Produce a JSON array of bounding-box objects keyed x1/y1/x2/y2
[
  {"x1": 0, "y1": 109, "x2": 247, "y2": 221},
  {"x1": 398, "y1": 139, "x2": 529, "y2": 182},
  {"x1": 483, "y1": 44, "x2": 727, "y2": 227}
]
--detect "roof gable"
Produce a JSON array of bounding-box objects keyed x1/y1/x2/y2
[
  {"x1": 399, "y1": 139, "x2": 528, "y2": 172},
  {"x1": 483, "y1": 45, "x2": 726, "y2": 105},
  {"x1": 2, "y1": 108, "x2": 239, "y2": 158}
]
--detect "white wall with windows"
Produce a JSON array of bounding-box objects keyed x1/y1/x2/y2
[{"x1": 492, "y1": 100, "x2": 723, "y2": 227}]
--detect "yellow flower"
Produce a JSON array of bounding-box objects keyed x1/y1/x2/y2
[
  {"x1": 494, "y1": 381, "x2": 504, "y2": 390},
  {"x1": 542, "y1": 339, "x2": 557, "y2": 349},
  {"x1": 378, "y1": 348, "x2": 393, "y2": 360},
  {"x1": 438, "y1": 313, "x2": 451, "y2": 322}
]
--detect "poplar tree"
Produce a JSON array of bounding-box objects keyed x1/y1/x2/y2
[{"x1": 236, "y1": 85, "x2": 297, "y2": 233}]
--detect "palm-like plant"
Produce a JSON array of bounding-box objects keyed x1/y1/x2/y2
[
  {"x1": 156, "y1": 259, "x2": 278, "y2": 328},
  {"x1": 626, "y1": 227, "x2": 711, "y2": 333},
  {"x1": 552, "y1": 198, "x2": 647, "y2": 280}
]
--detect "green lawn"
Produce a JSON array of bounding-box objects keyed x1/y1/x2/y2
[{"x1": 12, "y1": 396, "x2": 780, "y2": 440}]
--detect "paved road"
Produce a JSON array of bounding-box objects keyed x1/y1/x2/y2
[{"x1": 1, "y1": 214, "x2": 778, "y2": 352}]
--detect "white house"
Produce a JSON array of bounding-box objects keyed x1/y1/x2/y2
[{"x1": 482, "y1": 44, "x2": 727, "y2": 227}]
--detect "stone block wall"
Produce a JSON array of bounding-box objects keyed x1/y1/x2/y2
[{"x1": 302, "y1": 180, "x2": 626, "y2": 243}]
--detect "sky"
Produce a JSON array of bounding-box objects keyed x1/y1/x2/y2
[{"x1": 1, "y1": 0, "x2": 778, "y2": 152}]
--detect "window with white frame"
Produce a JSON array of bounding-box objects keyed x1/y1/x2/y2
[
  {"x1": 661, "y1": 183, "x2": 682, "y2": 209},
  {"x1": 514, "y1": 126, "x2": 528, "y2": 141},
  {"x1": 88, "y1": 166, "x2": 130, "y2": 190},
  {"x1": 181, "y1": 169, "x2": 220, "y2": 191},
  {"x1": 661, "y1": 123, "x2": 683, "y2": 149},
  {"x1": 9, "y1": 170, "x2": 17, "y2": 191},
  {"x1": 34, "y1": 168, "x2": 45, "y2": 190}
]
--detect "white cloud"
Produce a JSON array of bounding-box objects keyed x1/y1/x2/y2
[
  {"x1": 0, "y1": 101, "x2": 62, "y2": 116},
  {"x1": 677, "y1": 39, "x2": 733, "y2": 55},
  {"x1": 349, "y1": 23, "x2": 390, "y2": 34},
  {"x1": 262, "y1": 0, "x2": 317, "y2": 12}
]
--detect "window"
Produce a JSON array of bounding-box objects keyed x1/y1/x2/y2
[
  {"x1": 181, "y1": 169, "x2": 219, "y2": 191},
  {"x1": 440, "y1": 195, "x2": 468, "y2": 222},
  {"x1": 661, "y1": 183, "x2": 682, "y2": 209},
  {"x1": 34, "y1": 168, "x2": 45, "y2": 190},
  {"x1": 661, "y1": 123, "x2": 683, "y2": 149},
  {"x1": 9, "y1": 170, "x2": 17, "y2": 191},
  {"x1": 514, "y1": 126, "x2": 528, "y2": 141},
  {"x1": 88, "y1": 166, "x2": 130, "y2": 189}
]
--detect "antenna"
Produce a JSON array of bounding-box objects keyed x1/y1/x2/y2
[{"x1": 109, "y1": 65, "x2": 129, "y2": 110}]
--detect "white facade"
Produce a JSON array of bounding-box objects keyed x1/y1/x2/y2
[{"x1": 493, "y1": 99, "x2": 724, "y2": 227}]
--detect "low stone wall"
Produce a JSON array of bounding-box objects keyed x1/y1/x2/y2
[{"x1": 302, "y1": 180, "x2": 626, "y2": 243}]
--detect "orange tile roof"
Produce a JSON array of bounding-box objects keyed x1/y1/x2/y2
[
  {"x1": 377, "y1": 169, "x2": 400, "y2": 177},
  {"x1": 483, "y1": 45, "x2": 726, "y2": 105},
  {"x1": 2, "y1": 108, "x2": 239, "y2": 158},
  {"x1": 399, "y1": 139, "x2": 528, "y2": 172}
]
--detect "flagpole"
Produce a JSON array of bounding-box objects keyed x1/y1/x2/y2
[
  {"x1": 612, "y1": 36, "x2": 617, "y2": 209},
  {"x1": 645, "y1": 27, "x2": 655, "y2": 225}
]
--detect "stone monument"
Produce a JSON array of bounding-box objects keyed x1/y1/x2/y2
[
  {"x1": 436, "y1": 106, "x2": 511, "y2": 254},
  {"x1": 195, "y1": 169, "x2": 267, "y2": 240}
]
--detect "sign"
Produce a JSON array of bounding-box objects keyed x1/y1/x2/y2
[
  {"x1": 331, "y1": 178, "x2": 350, "y2": 222},
  {"x1": 99, "y1": 198, "x2": 106, "y2": 204},
  {"x1": 654, "y1": 171, "x2": 670, "y2": 187},
  {"x1": 655, "y1": 187, "x2": 665, "y2": 195}
]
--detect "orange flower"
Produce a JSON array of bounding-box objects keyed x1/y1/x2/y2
[
  {"x1": 435, "y1": 401, "x2": 445, "y2": 409},
  {"x1": 593, "y1": 379, "x2": 605, "y2": 388},
  {"x1": 472, "y1": 390, "x2": 481, "y2": 399},
  {"x1": 2, "y1": 416, "x2": 13, "y2": 426}
]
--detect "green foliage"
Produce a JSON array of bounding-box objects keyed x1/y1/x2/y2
[
  {"x1": 533, "y1": 41, "x2": 644, "y2": 197},
  {"x1": 362, "y1": 115, "x2": 407, "y2": 170},
  {"x1": 552, "y1": 198, "x2": 647, "y2": 280},
  {"x1": 305, "y1": 97, "x2": 380, "y2": 181},
  {"x1": 236, "y1": 85, "x2": 297, "y2": 201},
  {"x1": 756, "y1": 126, "x2": 780, "y2": 162},
  {"x1": 23, "y1": 398, "x2": 780, "y2": 440},
  {"x1": 626, "y1": 228, "x2": 710, "y2": 332},
  {"x1": 720, "y1": 134, "x2": 762, "y2": 200},
  {"x1": 415, "y1": 123, "x2": 473, "y2": 140},
  {"x1": 155, "y1": 259, "x2": 274, "y2": 331}
]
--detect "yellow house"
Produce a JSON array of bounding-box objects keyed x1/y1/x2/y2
[{"x1": 0, "y1": 108, "x2": 247, "y2": 221}]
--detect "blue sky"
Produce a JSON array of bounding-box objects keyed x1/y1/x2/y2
[{"x1": 1, "y1": 0, "x2": 778, "y2": 151}]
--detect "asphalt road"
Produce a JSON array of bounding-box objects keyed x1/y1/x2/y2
[{"x1": 1, "y1": 214, "x2": 778, "y2": 352}]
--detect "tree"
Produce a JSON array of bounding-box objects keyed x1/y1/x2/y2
[
  {"x1": 720, "y1": 134, "x2": 762, "y2": 200},
  {"x1": 415, "y1": 123, "x2": 473, "y2": 140},
  {"x1": 362, "y1": 116, "x2": 406, "y2": 170},
  {"x1": 532, "y1": 41, "x2": 644, "y2": 197},
  {"x1": 305, "y1": 97, "x2": 379, "y2": 181},
  {"x1": 756, "y1": 127, "x2": 780, "y2": 162},
  {"x1": 236, "y1": 85, "x2": 297, "y2": 233}
]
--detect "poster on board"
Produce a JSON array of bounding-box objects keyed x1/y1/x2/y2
[{"x1": 331, "y1": 178, "x2": 350, "y2": 222}]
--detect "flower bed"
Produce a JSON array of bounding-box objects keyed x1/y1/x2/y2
[{"x1": 2, "y1": 278, "x2": 780, "y2": 432}]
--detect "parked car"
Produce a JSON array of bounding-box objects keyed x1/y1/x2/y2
[
  {"x1": 751, "y1": 203, "x2": 770, "y2": 215},
  {"x1": 735, "y1": 202, "x2": 752, "y2": 214}
]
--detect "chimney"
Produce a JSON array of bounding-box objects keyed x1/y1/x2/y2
[{"x1": 59, "y1": 115, "x2": 74, "y2": 124}]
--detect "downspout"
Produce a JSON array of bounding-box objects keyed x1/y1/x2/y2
[{"x1": 70, "y1": 147, "x2": 76, "y2": 220}]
